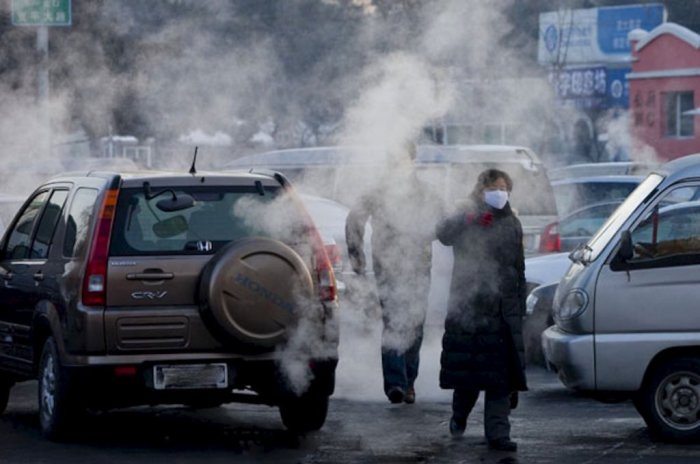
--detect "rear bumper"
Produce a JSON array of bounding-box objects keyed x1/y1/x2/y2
[
  {"x1": 542, "y1": 325, "x2": 595, "y2": 391},
  {"x1": 66, "y1": 357, "x2": 338, "y2": 409}
]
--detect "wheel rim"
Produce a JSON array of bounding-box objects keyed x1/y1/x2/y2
[
  {"x1": 40, "y1": 352, "x2": 56, "y2": 423},
  {"x1": 655, "y1": 370, "x2": 700, "y2": 431}
]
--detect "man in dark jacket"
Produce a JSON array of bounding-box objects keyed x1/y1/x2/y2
[
  {"x1": 345, "y1": 143, "x2": 443, "y2": 404},
  {"x1": 436, "y1": 168, "x2": 527, "y2": 452}
]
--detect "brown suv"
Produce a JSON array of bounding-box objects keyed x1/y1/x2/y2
[{"x1": 0, "y1": 169, "x2": 339, "y2": 440}]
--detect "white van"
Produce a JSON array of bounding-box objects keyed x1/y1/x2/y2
[
  {"x1": 225, "y1": 146, "x2": 383, "y2": 206},
  {"x1": 227, "y1": 144, "x2": 558, "y2": 255},
  {"x1": 414, "y1": 145, "x2": 558, "y2": 256},
  {"x1": 543, "y1": 153, "x2": 700, "y2": 442}
]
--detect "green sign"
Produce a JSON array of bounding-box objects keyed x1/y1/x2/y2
[{"x1": 11, "y1": 0, "x2": 71, "y2": 26}]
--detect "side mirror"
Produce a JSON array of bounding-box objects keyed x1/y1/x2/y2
[{"x1": 617, "y1": 230, "x2": 634, "y2": 262}]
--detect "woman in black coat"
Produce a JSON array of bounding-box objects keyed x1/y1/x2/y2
[{"x1": 436, "y1": 168, "x2": 527, "y2": 452}]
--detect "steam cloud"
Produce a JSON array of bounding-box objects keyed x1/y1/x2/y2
[{"x1": 0, "y1": 0, "x2": 655, "y2": 400}]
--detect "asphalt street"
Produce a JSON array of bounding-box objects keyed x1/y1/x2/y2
[{"x1": 0, "y1": 315, "x2": 698, "y2": 463}]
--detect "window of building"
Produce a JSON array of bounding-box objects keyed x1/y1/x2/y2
[{"x1": 663, "y1": 91, "x2": 694, "y2": 138}]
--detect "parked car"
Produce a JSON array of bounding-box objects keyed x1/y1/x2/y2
[
  {"x1": 547, "y1": 161, "x2": 659, "y2": 181},
  {"x1": 225, "y1": 146, "x2": 384, "y2": 206},
  {"x1": 543, "y1": 154, "x2": 700, "y2": 442},
  {"x1": 0, "y1": 168, "x2": 339, "y2": 440},
  {"x1": 523, "y1": 281, "x2": 558, "y2": 366},
  {"x1": 539, "y1": 200, "x2": 624, "y2": 253},
  {"x1": 551, "y1": 175, "x2": 642, "y2": 217},
  {"x1": 521, "y1": 252, "x2": 572, "y2": 366}
]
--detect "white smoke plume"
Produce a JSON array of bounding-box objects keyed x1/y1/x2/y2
[{"x1": 0, "y1": 0, "x2": 592, "y2": 401}]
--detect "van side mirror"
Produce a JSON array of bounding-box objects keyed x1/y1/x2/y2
[{"x1": 617, "y1": 230, "x2": 633, "y2": 262}]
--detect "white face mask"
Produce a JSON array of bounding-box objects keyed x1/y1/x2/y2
[{"x1": 484, "y1": 190, "x2": 509, "y2": 209}]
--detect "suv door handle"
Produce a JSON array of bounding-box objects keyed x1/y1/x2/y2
[
  {"x1": 126, "y1": 272, "x2": 174, "y2": 281},
  {"x1": 33, "y1": 271, "x2": 44, "y2": 282}
]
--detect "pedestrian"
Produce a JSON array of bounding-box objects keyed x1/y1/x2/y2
[
  {"x1": 345, "y1": 141, "x2": 443, "y2": 405},
  {"x1": 435, "y1": 168, "x2": 527, "y2": 451}
]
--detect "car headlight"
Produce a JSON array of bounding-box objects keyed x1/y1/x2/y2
[
  {"x1": 525, "y1": 291, "x2": 539, "y2": 316},
  {"x1": 557, "y1": 289, "x2": 588, "y2": 320}
]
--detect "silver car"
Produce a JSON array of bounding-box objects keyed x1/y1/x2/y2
[{"x1": 543, "y1": 154, "x2": 700, "y2": 443}]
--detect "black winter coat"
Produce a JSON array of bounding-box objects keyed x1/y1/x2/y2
[{"x1": 436, "y1": 200, "x2": 528, "y2": 392}]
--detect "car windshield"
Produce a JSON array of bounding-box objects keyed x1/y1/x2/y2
[
  {"x1": 576, "y1": 173, "x2": 664, "y2": 263},
  {"x1": 559, "y1": 202, "x2": 621, "y2": 238},
  {"x1": 109, "y1": 185, "x2": 310, "y2": 256}
]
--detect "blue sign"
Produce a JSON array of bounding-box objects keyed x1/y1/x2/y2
[
  {"x1": 597, "y1": 4, "x2": 666, "y2": 54},
  {"x1": 606, "y1": 68, "x2": 630, "y2": 108},
  {"x1": 549, "y1": 67, "x2": 630, "y2": 109},
  {"x1": 538, "y1": 3, "x2": 665, "y2": 65}
]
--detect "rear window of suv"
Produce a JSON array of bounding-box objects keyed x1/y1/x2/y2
[{"x1": 109, "y1": 185, "x2": 294, "y2": 256}]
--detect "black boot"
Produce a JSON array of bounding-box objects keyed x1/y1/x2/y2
[
  {"x1": 488, "y1": 438, "x2": 517, "y2": 451},
  {"x1": 449, "y1": 416, "x2": 466, "y2": 437}
]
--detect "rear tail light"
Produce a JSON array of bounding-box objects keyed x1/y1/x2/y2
[
  {"x1": 324, "y1": 243, "x2": 342, "y2": 272},
  {"x1": 288, "y1": 190, "x2": 337, "y2": 302},
  {"x1": 81, "y1": 188, "x2": 119, "y2": 306},
  {"x1": 539, "y1": 221, "x2": 561, "y2": 253},
  {"x1": 310, "y1": 229, "x2": 337, "y2": 302},
  {"x1": 114, "y1": 366, "x2": 137, "y2": 377}
]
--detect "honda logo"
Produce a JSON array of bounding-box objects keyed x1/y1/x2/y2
[{"x1": 197, "y1": 241, "x2": 213, "y2": 252}]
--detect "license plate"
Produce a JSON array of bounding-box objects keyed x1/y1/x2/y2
[{"x1": 153, "y1": 363, "x2": 228, "y2": 390}]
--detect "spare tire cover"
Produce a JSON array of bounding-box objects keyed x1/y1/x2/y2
[{"x1": 199, "y1": 237, "x2": 314, "y2": 349}]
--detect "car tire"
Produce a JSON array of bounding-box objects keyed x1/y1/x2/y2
[
  {"x1": 0, "y1": 378, "x2": 12, "y2": 414},
  {"x1": 636, "y1": 357, "x2": 700, "y2": 443},
  {"x1": 198, "y1": 237, "x2": 314, "y2": 351},
  {"x1": 38, "y1": 337, "x2": 83, "y2": 441},
  {"x1": 279, "y1": 393, "x2": 329, "y2": 433}
]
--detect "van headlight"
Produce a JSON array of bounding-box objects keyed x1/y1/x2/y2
[{"x1": 557, "y1": 289, "x2": 588, "y2": 320}]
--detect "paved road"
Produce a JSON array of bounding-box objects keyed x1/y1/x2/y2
[{"x1": 0, "y1": 317, "x2": 698, "y2": 463}]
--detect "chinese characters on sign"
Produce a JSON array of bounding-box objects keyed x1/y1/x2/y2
[
  {"x1": 548, "y1": 67, "x2": 630, "y2": 109},
  {"x1": 610, "y1": 19, "x2": 644, "y2": 51},
  {"x1": 11, "y1": 0, "x2": 71, "y2": 26},
  {"x1": 549, "y1": 67, "x2": 607, "y2": 108}
]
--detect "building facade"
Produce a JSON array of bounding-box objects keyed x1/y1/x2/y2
[{"x1": 629, "y1": 23, "x2": 700, "y2": 160}]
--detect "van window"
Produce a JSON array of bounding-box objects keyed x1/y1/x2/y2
[
  {"x1": 285, "y1": 166, "x2": 337, "y2": 200},
  {"x1": 584, "y1": 173, "x2": 663, "y2": 262},
  {"x1": 629, "y1": 184, "x2": 700, "y2": 264},
  {"x1": 445, "y1": 164, "x2": 557, "y2": 216}
]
